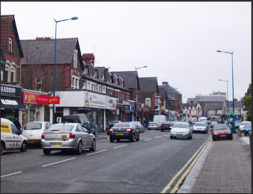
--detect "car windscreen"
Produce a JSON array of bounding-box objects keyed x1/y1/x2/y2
[
  {"x1": 173, "y1": 123, "x2": 189, "y2": 128},
  {"x1": 24, "y1": 122, "x2": 42, "y2": 130},
  {"x1": 49, "y1": 124, "x2": 74, "y2": 132},
  {"x1": 114, "y1": 123, "x2": 130, "y2": 128},
  {"x1": 194, "y1": 122, "x2": 205, "y2": 126},
  {"x1": 214, "y1": 125, "x2": 229, "y2": 130}
]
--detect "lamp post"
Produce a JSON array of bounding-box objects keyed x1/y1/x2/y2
[
  {"x1": 52, "y1": 16, "x2": 78, "y2": 123},
  {"x1": 134, "y1": 65, "x2": 148, "y2": 121},
  {"x1": 217, "y1": 50, "x2": 235, "y2": 132},
  {"x1": 218, "y1": 79, "x2": 229, "y2": 124}
]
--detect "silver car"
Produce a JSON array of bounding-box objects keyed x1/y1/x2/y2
[
  {"x1": 170, "y1": 122, "x2": 193, "y2": 140},
  {"x1": 193, "y1": 122, "x2": 208, "y2": 133},
  {"x1": 41, "y1": 123, "x2": 96, "y2": 155}
]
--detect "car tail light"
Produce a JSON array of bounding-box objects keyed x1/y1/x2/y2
[
  {"x1": 126, "y1": 128, "x2": 132, "y2": 132},
  {"x1": 109, "y1": 128, "x2": 114, "y2": 132},
  {"x1": 69, "y1": 133, "x2": 75, "y2": 138},
  {"x1": 41, "y1": 133, "x2": 45, "y2": 139}
]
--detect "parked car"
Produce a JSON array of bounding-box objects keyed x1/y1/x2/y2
[
  {"x1": 239, "y1": 121, "x2": 251, "y2": 134},
  {"x1": 193, "y1": 122, "x2": 208, "y2": 133},
  {"x1": 170, "y1": 122, "x2": 193, "y2": 140},
  {"x1": 107, "y1": 120, "x2": 121, "y2": 135},
  {"x1": 212, "y1": 124, "x2": 233, "y2": 141},
  {"x1": 109, "y1": 122, "x2": 140, "y2": 142},
  {"x1": 22, "y1": 121, "x2": 52, "y2": 147},
  {"x1": 160, "y1": 121, "x2": 172, "y2": 132},
  {"x1": 41, "y1": 123, "x2": 96, "y2": 155},
  {"x1": 132, "y1": 121, "x2": 146, "y2": 133},
  {"x1": 148, "y1": 122, "x2": 160, "y2": 130},
  {"x1": 1, "y1": 118, "x2": 28, "y2": 155},
  {"x1": 244, "y1": 122, "x2": 251, "y2": 136},
  {"x1": 62, "y1": 114, "x2": 91, "y2": 130}
]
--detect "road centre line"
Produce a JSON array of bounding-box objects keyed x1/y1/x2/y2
[
  {"x1": 161, "y1": 136, "x2": 211, "y2": 193},
  {"x1": 42, "y1": 157, "x2": 76, "y2": 168},
  {"x1": 86, "y1": 149, "x2": 108, "y2": 156},
  {"x1": 154, "y1": 136, "x2": 163, "y2": 139},
  {"x1": 144, "y1": 138, "x2": 152, "y2": 141},
  {"x1": 113, "y1": 144, "x2": 127, "y2": 149},
  {"x1": 170, "y1": 137, "x2": 211, "y2": 193},
  {"x1": 1, "y1": 171, "x2": 23, "y2": 178}
]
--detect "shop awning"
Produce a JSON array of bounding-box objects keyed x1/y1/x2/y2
[{"x1": 1, "y1": 97, "x2": 25, "y2": 110}]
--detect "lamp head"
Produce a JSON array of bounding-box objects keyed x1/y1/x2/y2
[
  {"x1": 216, "y1": 50, "x2": 221, "y2": 52},
  {"x1": 71, "y1": 17, "x2": 78, "y2": 20}
]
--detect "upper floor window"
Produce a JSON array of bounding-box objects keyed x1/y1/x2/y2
[
  {"x1": 71, "y1": 75, "x2": 79, "y2": 89},
  {"x1": 73, "y1": 49, "x2": 78, "y2": 69},
  {"x1": 10, "y1": 66, "x2": 15, "y2": 82},
  {"x1": 9, "y1": 37, "x2": 13, "y2": 52}
]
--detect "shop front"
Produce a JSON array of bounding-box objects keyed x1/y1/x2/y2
[
  {"x1": 1, "y1": 84, "x2": 24, "y2": 124},
  {"x1": 21, "y1": 89, "x2": 59, "y2": 126}
]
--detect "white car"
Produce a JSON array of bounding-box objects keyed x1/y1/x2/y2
[
  {"x1": 22, "y1": 121, "x2": 52, "y2": 147},
  {"x1": 193, "y1": 122, "x2": 208, "y2": 133},
  {"x1": 1, "y1": 118, "x2": 28, "y2": 155},
  {"x1": 170, "y1": 122, "x2": 193, "y2": 140},
  {"x1": 239, "y1": 121, "x2": 251, "y2": 133}
]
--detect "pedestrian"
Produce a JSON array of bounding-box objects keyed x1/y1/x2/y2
[{"x1": 13, "y1": 117, "x2": 21, "y2": 130}]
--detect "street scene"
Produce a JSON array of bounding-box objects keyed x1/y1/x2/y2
[{"x1": 1, "y1": 2, "x2": 251, "y2": 193}]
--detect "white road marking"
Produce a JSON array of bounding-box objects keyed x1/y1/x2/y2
[
  {"x1": 144, "y1": 138, "x2": 152, "y2": 141},
  {"x1": 1, "y1": 171, "x2": 23, "y2": 178},
  {"x1": 154, "y1": 136, "x2": 163, "y2": 139},
  {"x1": 113, "y1": 144, "x2": 127, "y2": 149},
  {"x1": 87, "y1": 149, "x2": 108, "y2": 156},
  {"x1": 42, "y1": 157, "x2": 76, "y2": 168}
]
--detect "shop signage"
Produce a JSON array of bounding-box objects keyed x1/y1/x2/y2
[
  {"x1": 22, "y1": 92, "x2": 60, "y2": 104},
  {"x1": 1, "y1": 84, "x2": 21, "y2": 97}
]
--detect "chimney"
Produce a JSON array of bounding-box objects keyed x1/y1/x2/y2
[
  {"x1": 36, "y1": 37, "x2": 51, "y2": 40},
  {"x1": 162, "y1": 82, "x2": 168, "y2": 85}
]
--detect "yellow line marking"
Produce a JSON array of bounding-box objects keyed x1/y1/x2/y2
[
  {"x1": 170, "y1": 138, "x2": 211, "y2": 193},
  {"x1": 161, "y1": 136, "x2": 211, "y2": 193}
]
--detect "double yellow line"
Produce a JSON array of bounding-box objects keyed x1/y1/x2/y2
[{"x1": 161, "y1": 136, "x2": 211, "y2": 193}]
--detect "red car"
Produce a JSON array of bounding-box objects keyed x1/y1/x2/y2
[{"x1": 212, "y1": 124, "x2": 233, "y2": 141}]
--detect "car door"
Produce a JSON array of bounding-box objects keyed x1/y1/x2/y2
[
  {"x1": 10, "y1": 123, "x2": 23, "y2": 149},
  {"x1": 81, "y1": 126, "x2": 92, "y2": 148}
]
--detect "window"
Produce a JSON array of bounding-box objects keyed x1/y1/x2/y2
[
  {"x1": 73, "y1": 49, "x2": 78, "y2": 69},
  {"x1": 9, "y1": 37, "x2": 13, "y2": 52},
  {"x1": 71, "y1": 75, "x2": 79, "y2": 89},
  {"x1": 1, "y1": 70, "x2": 3, "y2": 81},
  {"x1": 10, "y1": 66, "x2": 15, "y2": 82}
]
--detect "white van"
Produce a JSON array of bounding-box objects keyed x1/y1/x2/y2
[
  {"x1": 153, "y1": 115, "x2": 166, "y2": 129},
  {"x1": 1, "y1": 118, "x2": 28, "y2": 155}
]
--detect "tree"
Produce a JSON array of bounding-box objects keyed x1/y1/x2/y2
[{"x1": 242, "y1": 94, "x2": 251, "y2": 121}]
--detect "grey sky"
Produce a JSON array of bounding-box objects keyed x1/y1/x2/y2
[{"x1": 1, "y1": 1, "x2": 251, "y2": 103}]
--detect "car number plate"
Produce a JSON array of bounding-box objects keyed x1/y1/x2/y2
[
  {"x1": 51, "y1": 142, "x2": 62, "y2": 146},
  {"x1": 61, "y1": 135, "x2": 67, "y2": 140},
  {"x1": 28, "y1": 140, "x2": 36, "y2": 143},
  {"x1": 220, "y1": 135, "x2": 227, "y2": 137},
  {"x1": 116, "y1": 133, "x2": 124, "y2": 136}
]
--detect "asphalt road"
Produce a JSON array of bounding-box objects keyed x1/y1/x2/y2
[{"x1": 1, "y1": 130, "x2": 210, "y2": 193}]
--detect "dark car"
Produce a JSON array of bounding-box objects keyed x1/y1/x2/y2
[
  {"x1": 107, "y1": 120, "x2": 121, "y2": 135},
  {"x1": 109, "y1": 122, "x2": 140, "y2": 142},
  {"x1": 160, "y1": 121, "x2": 172, "y2": 132},
  {"x1": 212, "y1": 124, "x2": 233, "y2": 141}
]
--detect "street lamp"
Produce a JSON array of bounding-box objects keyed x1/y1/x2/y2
[
  {"x1": 52, "y1": 16, "x2": 78, "y2": 123},
  {"x1": 218, "y1": 79, "x2": 229, "y2": 124},
  {"x1": 134, "y1": 66, "x2": 148, "y2": 121},
  {"x1": 217, "y1": 50, "x2": 235, "y2": 132}
]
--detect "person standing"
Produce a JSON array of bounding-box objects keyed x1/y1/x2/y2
[{"x1": 13, "y1": 117, "x2": 21, "y2": 130}]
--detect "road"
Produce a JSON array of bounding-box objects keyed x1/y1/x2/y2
[{"x1": 1, "y1": 130, "x2": 210, "y2": 193}]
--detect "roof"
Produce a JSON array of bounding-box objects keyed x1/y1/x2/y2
[
  {"x1": 139, "y1": 77, "x2": 158, "y2": 92},
  {"x1": 1, "y1": 15, "x2": 23, "y2": 57},
  {"x1": 111, "y1": 71, "x2": 138, "y2": 90},
  {"x1": 228, "y1": 101, "x2": 243, "y2": 109},
  {"x1": 21, "y1": 38, "x2": 82, "y2": 66}
]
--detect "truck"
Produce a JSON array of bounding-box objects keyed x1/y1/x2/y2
[{"x1": 153, "y1": 115, "x2": 166, "y2": 129}]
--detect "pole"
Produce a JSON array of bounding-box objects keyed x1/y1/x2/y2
[
  {"x1": 231, "y1": 52, "x2": 236, "y2": 132},
  {"x1": 52, "y1": 20, "x2": 57, "y2": 124}
]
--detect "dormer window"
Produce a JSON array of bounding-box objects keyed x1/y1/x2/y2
[{"x1": 8, "y1": 37, "x2": 13, "y2": 52}]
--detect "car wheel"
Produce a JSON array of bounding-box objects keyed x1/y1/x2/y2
[
  {"x1": 1, "y1": 142, "x2": 5, "y2": 155},
  {"x1": 136, "y1": 133, "x2": 140, "y2": 141},
  {"x1": 43, "y1": 149, "x2": 51, "y2": 155},
  {"x1": 110, "y1": 136, "x2": 114, "y2": 142},
  {"x1": 170, "y1": 136, "x2": 173, "y2": 139},
  {"x1": 90, "y1": 139, "x2": 96, "y2": 151},
  {"x1": 117, "y1": 139, "x2": 120, "y2": 142},
  {"x1": 76, "y1": 141, "x2": 82, "y2": 155},
  {"x1": 20, "y1": 141, "x2": 27, "y2": 152}
]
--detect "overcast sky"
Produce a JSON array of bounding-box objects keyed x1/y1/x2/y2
[{"x1": 1, "y1": 1, "x2": 251, "y2": 103}]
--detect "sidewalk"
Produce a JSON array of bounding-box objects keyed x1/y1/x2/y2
[{"x1": 179, "y1": 134, "x2": 251, "y2": 193}]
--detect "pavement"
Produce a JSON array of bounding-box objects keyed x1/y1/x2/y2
[{"x1": 178, "y1": 134, "x2": 251, "y2": 193}]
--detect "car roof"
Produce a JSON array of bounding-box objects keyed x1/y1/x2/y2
[
  {"x1": 53, "y1": 123, "x2": 79, "y2": 126},
  {"x1": 1, "y1": 118, "x2": 13, "y2": 124}
]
